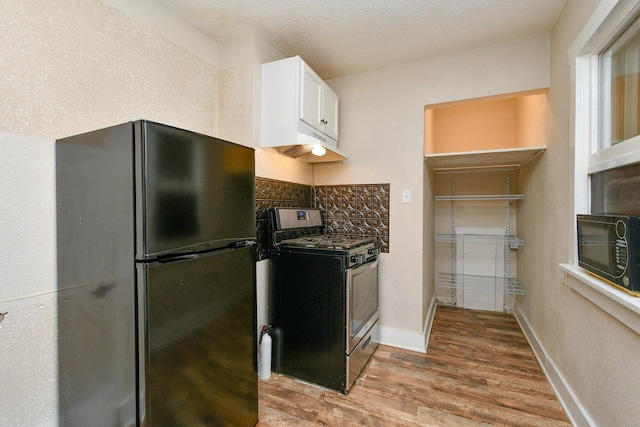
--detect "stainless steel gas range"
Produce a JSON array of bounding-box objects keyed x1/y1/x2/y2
[{"x1": 267, "y1": 207, "x2": 380, "y2": 394}]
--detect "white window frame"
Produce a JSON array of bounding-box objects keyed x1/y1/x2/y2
[{"x1": 560, "y1": 0, "x2": 640, "y2": 336}]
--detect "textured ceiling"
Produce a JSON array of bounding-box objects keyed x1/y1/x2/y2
[{"x1": 157, "y1": 0, "x2": 567, "y2": 79}]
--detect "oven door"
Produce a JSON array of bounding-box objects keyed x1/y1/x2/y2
[{"x1": 346, "y1": 257, "x2": 379, "y2": 353}]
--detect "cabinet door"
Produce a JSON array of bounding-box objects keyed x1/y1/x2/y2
[
  {"x1": 322, "y1": 85, "x2": 339, "y2": 141},
  {"x1": 300, "y1": 61, "x2": 323, "y2": 132}
]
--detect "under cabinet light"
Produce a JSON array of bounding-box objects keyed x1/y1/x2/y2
[{"x1": 312, "y1": 144, "x2": 326, "y2": 156}]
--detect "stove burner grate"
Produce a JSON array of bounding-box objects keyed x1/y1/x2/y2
[{"x1": 278, "y1": 234, "x2": 376, "y2": 250}]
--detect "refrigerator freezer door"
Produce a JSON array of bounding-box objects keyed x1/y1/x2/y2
[
  {"x1": 137, "y1": 246, "x2": 258, "y2": 427},
  {"x1": 135, "y1": 121, "x2": 255, "y2": 259}
]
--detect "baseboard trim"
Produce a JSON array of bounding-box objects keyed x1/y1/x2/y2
[
  {"x1": 379, "y1": 325, "x2": 426, "y2": 353},
  {"x1": 424, "y1": 293, "x2": 437, "y2": 351},
  {"x1": 514, "y1": 307, "x2": 594, "y2": 427},
  {"x1": 379, "y1": 294, "x2": 437, "y2": 354}
]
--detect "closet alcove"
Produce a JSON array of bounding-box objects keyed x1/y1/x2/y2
[{"x1": 425, "y1": 90, "x2": 547, "y2": 312}]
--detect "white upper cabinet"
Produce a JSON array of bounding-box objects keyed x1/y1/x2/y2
[
  {"x1": 261, "y1": 55, "x2": 346, "y2": 163},
  {"x1": 300, "y1": 63, "x2": 323, "y2": 131},
  {"x1": 321, "y1": 82, "x2": 339, "y2": 141},
  {"x1": 300, "y1": 62, "x2": 339, "y2": 140}
]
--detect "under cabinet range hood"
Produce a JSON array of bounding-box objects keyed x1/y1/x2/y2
[
  {"x1": 261, "y1": 55, "x2": 348, "y2": 163},
  {"x1": 261, "y1": 121, "x2": 347, "y2": 163}
]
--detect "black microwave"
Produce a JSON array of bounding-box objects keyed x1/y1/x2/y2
[{"x1": 577, "y1": 214, "x2": 640, "y2": 293}]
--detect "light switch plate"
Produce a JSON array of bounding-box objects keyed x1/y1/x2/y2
[{"x1": 402, "y1": 189, "x2": 411, "y2": 203}]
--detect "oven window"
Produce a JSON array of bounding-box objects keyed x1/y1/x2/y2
[
  {"x1": 580, "y1": 221, "x2": 613, "y2": 272},
  {"x1": 350, "y1": 261, "x2": 378, "y2": 337}
]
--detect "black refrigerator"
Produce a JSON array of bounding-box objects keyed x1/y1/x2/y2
[{"x1": 56, "y1": 120, "x2": 258, "y2": 426}]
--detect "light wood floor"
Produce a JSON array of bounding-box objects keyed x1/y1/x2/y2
[{"x1": 257, "y1": 306, "x2": 571, "y2": 426}]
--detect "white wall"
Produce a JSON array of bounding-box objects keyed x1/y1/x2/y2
[
  {"x1": 215, "y1": 30, "x2": 315, "y2": 183},
  {"x1": 317, "y1": 34, "x2": 550, "y2": 350},
  {"x1": 0, "y1": 0, "x2": 219, "y2": 425},
  {"x1": 517, "y1": 0, "x2": 640, "y2": 425}
]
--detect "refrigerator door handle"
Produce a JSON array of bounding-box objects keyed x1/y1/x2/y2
[
  {"x1": 157, "y1": 254, "x2": 200, "y2": 263},
  {"x1": 231, "y1": 240, "x2": 257, "y2": 249},
  {"x1": 153, "y1": 240, "x2": 256, "y2": 264}
]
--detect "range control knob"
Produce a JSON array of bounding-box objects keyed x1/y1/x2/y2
[{"x1": 350, "y1": 254, "x2": 365, "y2": 264}]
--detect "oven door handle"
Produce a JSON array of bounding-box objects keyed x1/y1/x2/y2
[
  {"x1": 351, "y1": 257, "x2": 379, "y2": 273},
  {"x1": 346, "y1": 256, "x2": 379, "y2": 354}
]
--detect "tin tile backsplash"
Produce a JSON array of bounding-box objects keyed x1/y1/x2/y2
[
  {"x1": 255, "y1": 177, "x2": 315, "y2": 260},
  {"x1": 255, "y1": 178, "x2": 390, "y2": 261},
  {"x1": 314, "y1": 184, "x2": 390, "y2": 253}
]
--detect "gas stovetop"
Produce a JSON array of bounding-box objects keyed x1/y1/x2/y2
[
  {"x1": 268, "y1": 207, "x2": 378, "y2": 254},
  {"x1": 279, "y1": 234, "x2": 376, "y2": 251}
]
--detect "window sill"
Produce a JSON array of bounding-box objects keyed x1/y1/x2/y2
[{"x1": 559, "y1": 263, "x2": 640, "y2": 335}]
